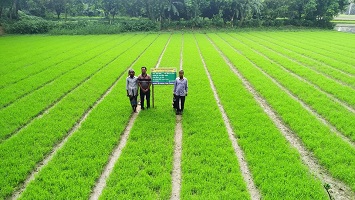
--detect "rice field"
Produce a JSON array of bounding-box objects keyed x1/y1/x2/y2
[{"x1": 0, "y1": 30, "x2": 355, "y2": 200}]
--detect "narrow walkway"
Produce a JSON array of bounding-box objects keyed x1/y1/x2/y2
[
  {"x1": 196, "y1": 35, "x2": 261, "y2": 200},
  {"x1": 208, "y1": 36, "x2": 355, "y2": 200},
  {"x1": 89, "y1": 107, "x2": 141, "y2": 200},
  {"x1": 170, "y1": 34, "x2": 184, "y2": 200}
]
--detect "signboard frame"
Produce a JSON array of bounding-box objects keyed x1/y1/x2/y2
[{"x1": 151, "y1": 68, "x2": 177, "y2": 108}]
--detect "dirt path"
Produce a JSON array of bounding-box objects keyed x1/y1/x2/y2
[
  {"x1": 170, "y1": 34, "x2": 184, "y2": 200},
  {"x1": 171, "y1": 115, "x2": 183, "y2": 200},
  {"x1": 89, "y1": 107, "x2": 141, "y2": 200},
  {"x1": 196, "y1": 36, "x2": 261, "y2": 200},
  {"x1": 208, "y1": 36, "x2": 355, "y2": 200},
  {"x1": 90, "y1": 35, "x2": 172, "y2": 200}
]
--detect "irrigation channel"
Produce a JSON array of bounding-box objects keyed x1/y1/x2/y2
[{"x1": 0, "y1": 31, "x2": 355, "y2": 199}]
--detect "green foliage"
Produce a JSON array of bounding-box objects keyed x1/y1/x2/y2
[
  {"x1": 119, "y1": 19, "x2": 159, "y2": 32},
  {"x1": 4, "y1": 12, "x2": 53, "y2": 34}
]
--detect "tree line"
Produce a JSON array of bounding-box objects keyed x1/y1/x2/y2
[{"x1": 0, "y1": 0, "x2": 354, "y2": 26}]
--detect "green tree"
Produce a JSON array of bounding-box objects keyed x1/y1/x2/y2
[
  {"x1": 184, "y1": 0, "x2": 209, "y2": 19},
  {"x1": 221, "y1": 0, "x2": 262, "y2": 26},
  {"x1": 261, "y1": 0, "x2": 288, "y2": 19},
  {"x1": 102, "y1": 0, "x2": 121, "y2": 23}
]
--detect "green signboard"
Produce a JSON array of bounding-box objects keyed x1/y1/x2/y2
[{"x1": 151, "y1": 68, "x2": 177, "y2": 85}]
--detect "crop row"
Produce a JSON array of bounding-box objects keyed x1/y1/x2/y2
[
  {"x1": 0, "y1": 34, "x2": 146, "y2": 142},
  {"x1": 178, "y1": 34, "x2": 250, "y2": 199},
  {"x1": 0, "y1": 35, "x2": 93, "y2": 76},
  {"x1": 281, "y1": 34, "x2": 355, "y2": 66},
  {"x1": 0, "y1": 34, "x2": 158, "y2": 199},
  {"x1": 18, "y1": 34, "x2": 163, "y2": 199},
  {"x1": 0, "y1": 35, "x2": 133, "y2": 109},
  {"x1": 208, "y1": 33, "x2": 355, "y2": 192},
  {"x1": 195, "y1": 34, "x2": 328, "y2": 199},
  {"x1": 244, "y1": 32, "x2": 355, "y2": 89},
  {"x1": 250, "y1": 32, "x2": 355, "y2": 75},
  {"x1": 99, "y1": 34, "x2": 177, "y2": 199},
  {"x1": 224, "y1": 33, "x2": 355, "y2": 142},
  {"x1": 237, "y1": 33, "x2": 355, "y2": 108},
  {"x1": 0, "y1": 35, "x2": 128, "y2": 90}
]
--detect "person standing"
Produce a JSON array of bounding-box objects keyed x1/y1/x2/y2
[
  {"x1": 126, "y1": 69, "x2": 138, "y2": 113},
  {"x1": 138, "y1": 66, "x2": 151, "y2": 110},
  {"x1": 173, "y1": 70, "x2": 188, "y2": 115}
]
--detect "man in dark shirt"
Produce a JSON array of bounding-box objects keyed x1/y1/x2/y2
[{"x1": 138, "y1": 66, "x2": 152, "y2": 110}]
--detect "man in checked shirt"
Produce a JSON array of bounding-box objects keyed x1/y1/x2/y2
[{"x1": 138, "y1": 66, "x2": 152, "y2": 110}]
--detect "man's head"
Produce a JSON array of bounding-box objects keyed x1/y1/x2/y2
[
  {"x1": 179, "y1": 70, "x2": 184, "y2": 78},
  {"x1": 129, "y1": 69, "x2": 135, "y2": 77},
  {"x1": 141, "y1": 66, "x2": 147, "y2": 75}
]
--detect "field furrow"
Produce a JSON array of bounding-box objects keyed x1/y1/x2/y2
[
  {"x1": 250, "y1": 32, "x2": 355, "y2": 75},
  {"x1": 1, "y1": 31, "x2": 354, "y2": 199},
  {"x1": 241, "y1": 32, "x2": 355, "y2": 89},
  {"x1": 0, "y1": 35, "x2": 125, "y2": 89},
  {"x1": 17, "y1": 34, "x2": 162, "y2": 200},
  {"x1": 99, "y1": 34, "x2": 177, "y2": 199},
  {"x1": 208, "y1": 34, "x2": 354, "y2": 199},
  {"x1": 180, "y1": 34, "x2": 252, "y2": 199},
  {"x1": 0, "y1": 36, "x2": 97, "y2": 77},
  {"x1": 0, "y1": 35, "x2": 146, "y2": 142},
  {"x1": 0, "y1": 35, "x2": 133, "y2": 109},
  {"x1": 208, "y1": 33, "x2": 355, "y2": 193},
  {"x1": 271, "y1": 32, "x2": 355, "y2": 64},
  {"x1": 0, "y1": 35, "x2": 80, "y2": 73},
  {"x1": 0, "y1": 35, "x2": 157, "y2": 199},
  {"x1": 222, "y1": 33, "x2": 355, "y2": 143},
  {"x1": 196, "y1": 33, "x2": 329, "y2": 199},
  {"x1": 234, "y1": 34, "x2": 355, "y2": 110}
]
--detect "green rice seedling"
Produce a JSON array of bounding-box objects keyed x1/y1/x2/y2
[
  {"x1": 222, "y1": 33, "x2": 355, "y2": 142},
  {"x1": 0, "y1": 35, "x2": 86, "y2": 76},
  {"x1": 265, "y1": 32, "x2": 355, "y2": 66},
  {"x1": 0, "y1": 35, "x2": 145, "y2": 141},
  {"x1": 0, "y1": 35, "x2": 128, "y2": 108},
  {"x1": 196, "y1": 33, "x2": 328, "y2": 199},
  {"x1": 0, "y1": 34, "x2": 157, "y2": 199},
  {"x1": 243, "y1": 32, "x2": 355, "y2": 88},
  {"x1": 252, "y1": 32, "x2": 355, "y2": 75},
  {"x1": 208, "y1": 33, "x2": 355, "y2": 193},
  {"x1": 100, "y1": 34, "x2": 178, "y2": 199},
  {"x1": 19, "y1": 34, "x2": 162, "y2": 200},
  {"x1": 180, "y1": 34, "x2": 250, "y2": 199},
  {"x1": 235, "y1": 33, "x2": 355, "y2": 108}
]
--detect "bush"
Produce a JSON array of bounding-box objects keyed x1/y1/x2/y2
[
  {"x1": 5, "y1": 19, "x2": 53, "y2": 34},
  {"x1": 49, "y1": 23, "x2": 121, "y2": 35},
  {"x1": 120, "y1": 19, "x2": 159, "y2": 32},
  {"x1": 3, "y1": 11, "x2": 53, "y2": 34}
]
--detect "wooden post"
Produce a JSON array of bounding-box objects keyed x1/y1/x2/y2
[{"x1": 152, "y1": 84, "x2": 155, "y2": 108}]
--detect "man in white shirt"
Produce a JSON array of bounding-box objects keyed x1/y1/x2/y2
[
  {"x1": 126, "y1": 69, "x2": 138, "y2": 113},
  {"x1": 173, "y1": 70, "x2": 188, "y2": 115}
]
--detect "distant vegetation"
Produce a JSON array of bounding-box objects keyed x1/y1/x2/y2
[{"x1": 0, "y1": 0, "x2": 354, "y2": 34}]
